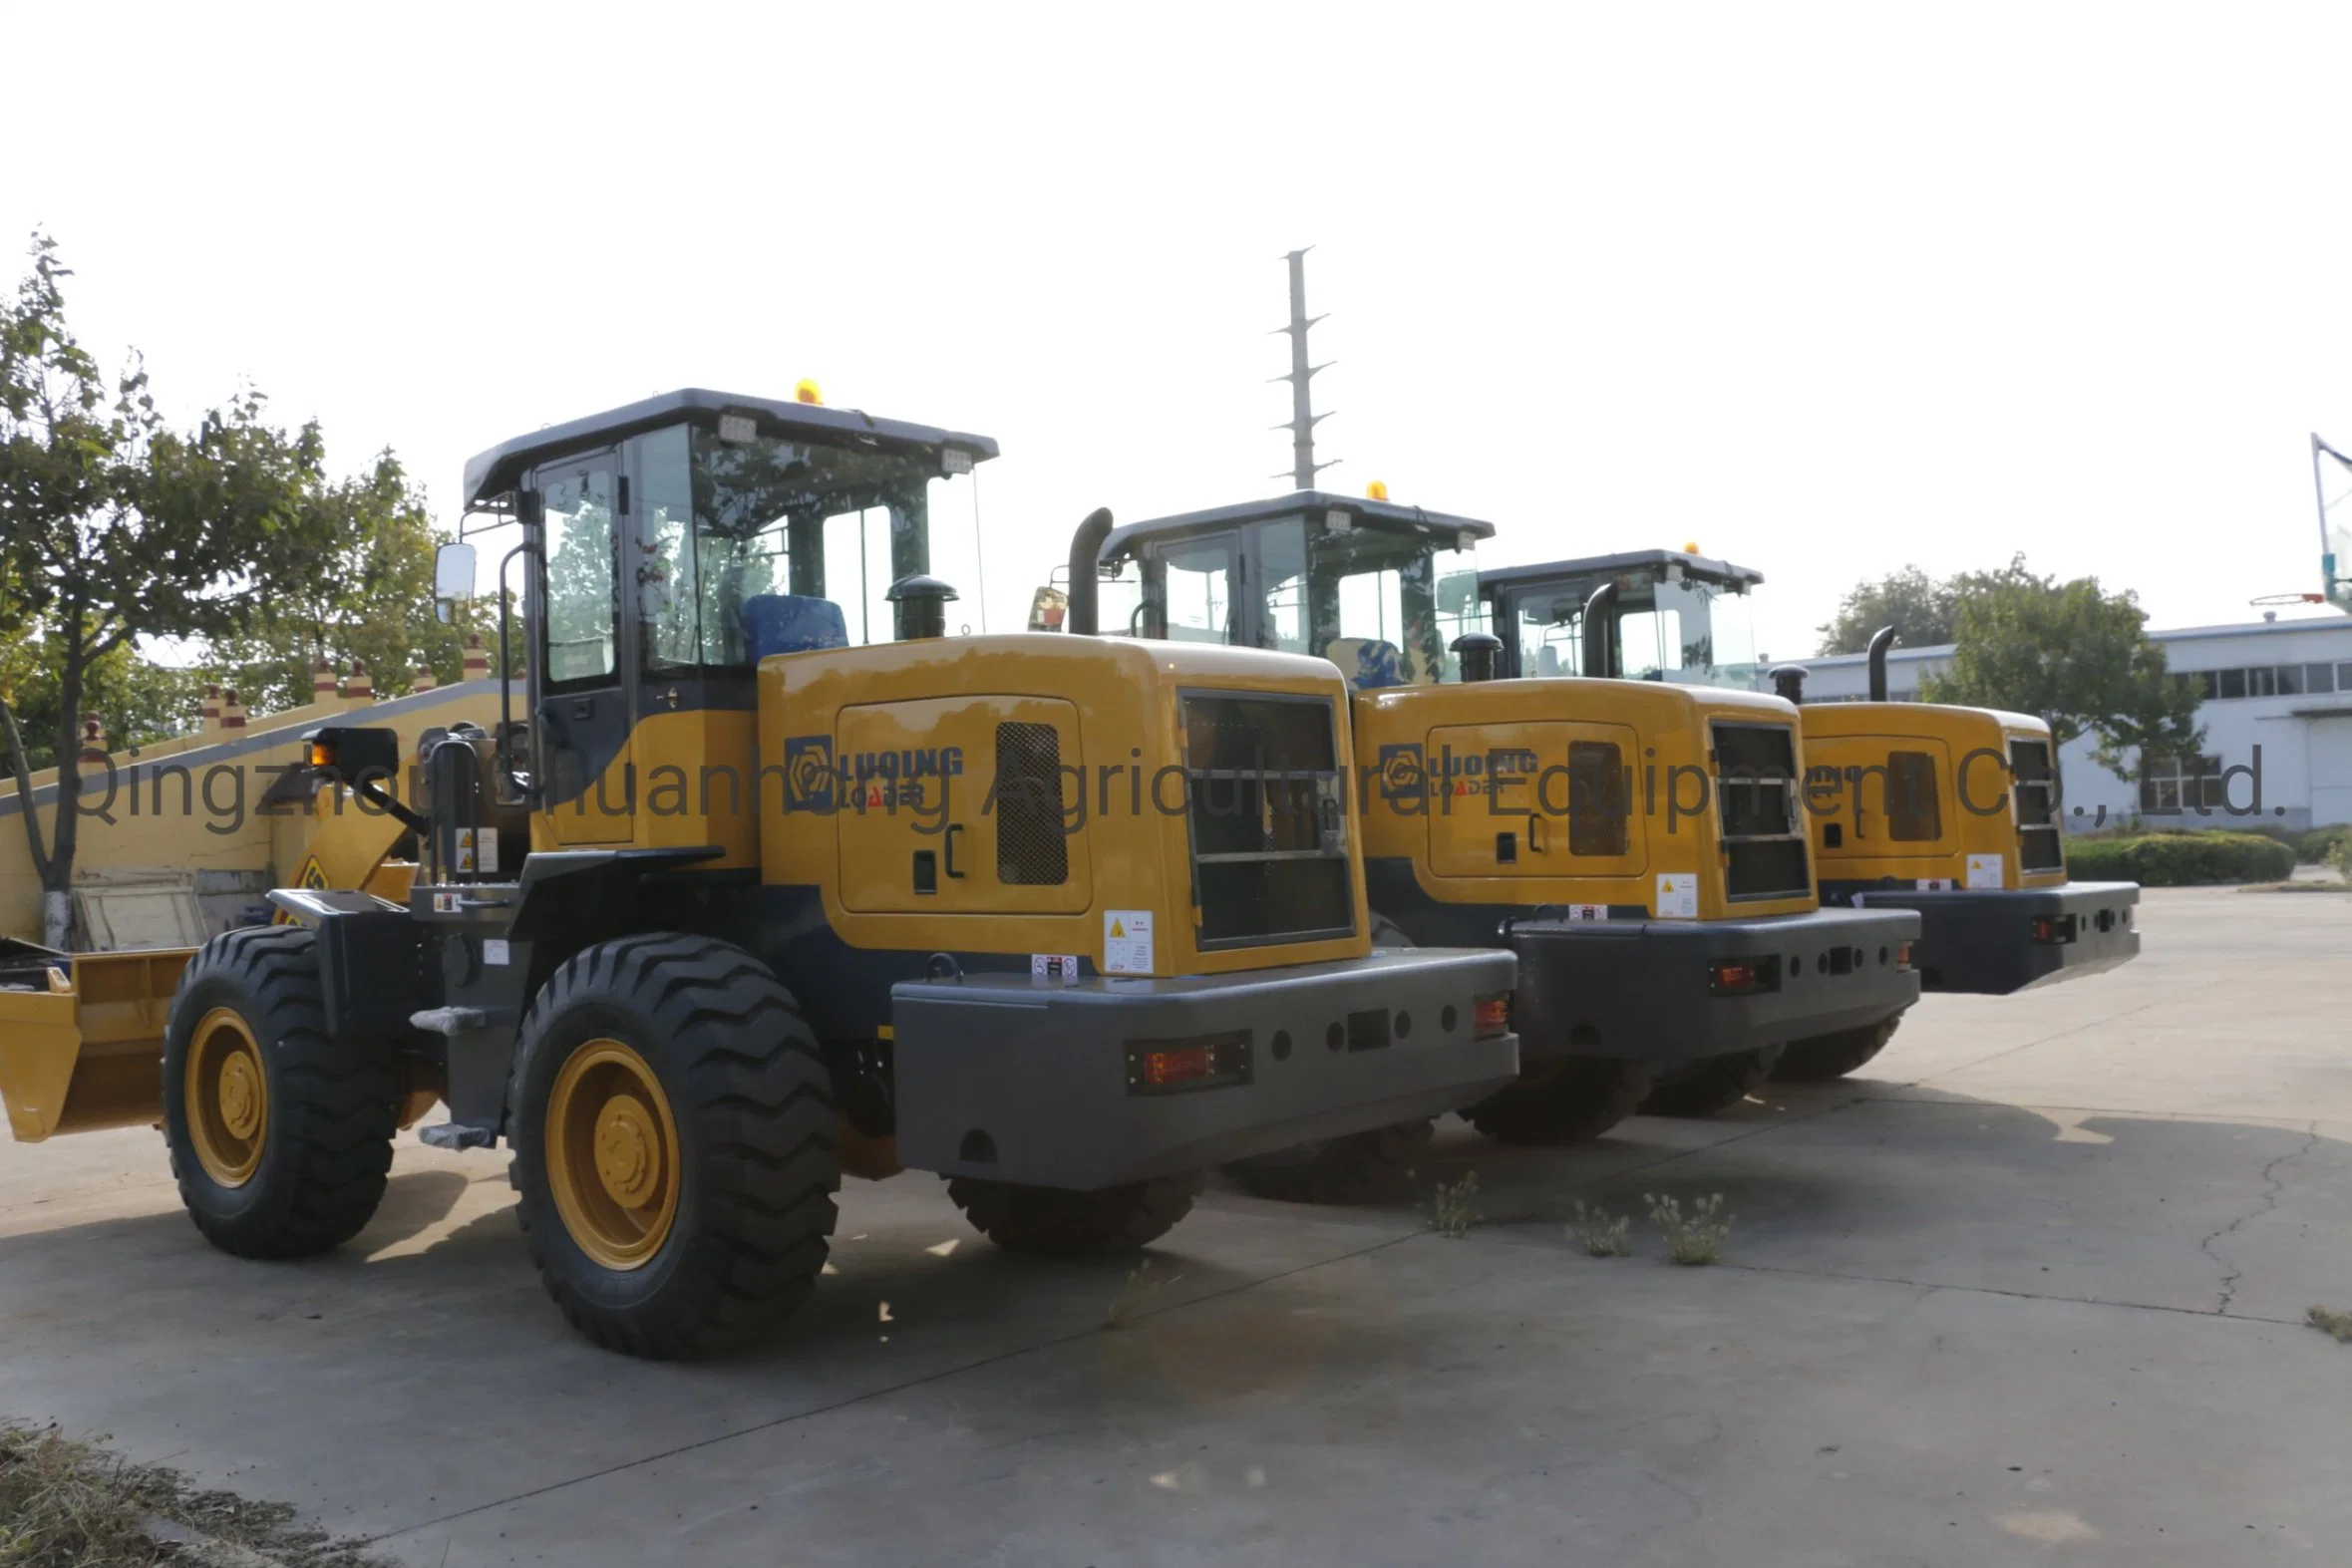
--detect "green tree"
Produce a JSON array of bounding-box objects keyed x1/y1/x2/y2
[
  {"x1": 0, "y1": 634, "x2": 203, "y2": 771},
  {"x1": 205, "y1": 451, "x2": 472, "y2": 712},
  {"x1": 1816, "y1": 565, "x2": 1960, "y2": 654},
  {"x1": 1921, "y1": 555, "x2": 2202, "y2": 784},
  {"x1": 0, "y1": 233, "x2": 331, "y2": 946}
]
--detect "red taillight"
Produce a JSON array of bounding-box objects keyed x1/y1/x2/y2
[
  {"x1": 1895, "y1": 942, "x2": 1913, "y2": 968},
  {"x1": 2031, "y1": 916, "x2": 2075, "y2": 944},
  {"x1": 1140, "y1": 1046, "x2": 1213, "y2": 1087},
  {"x1": 1709, "y1": 959, "x2": 1762, "y2": 996},
  {"x1": 1474, "y1": 995, "x2": 1512, "y2": 1036}
]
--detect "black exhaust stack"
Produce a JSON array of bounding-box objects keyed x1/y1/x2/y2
[
  {"x1": 887, "y1": 574, "x2": 957, "y2": 641},
  {"x1": 1064, "y1": 507, "x2": 1116, "y2": 636},
  {"x1": 1452, "y1": 632, "x2": 1504, "y2": 682},
  {"x1": 1580, "y1": 582, "x2": 1618, "y2": 678},
  {"x1": 1770, "y1": 665, "x2": 1809, "y2": 705},
  {"x1": 1866, "y1": 624, "x2": 1898, "y2": 702}
]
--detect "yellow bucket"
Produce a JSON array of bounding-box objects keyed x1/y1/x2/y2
[{"x1": 0, "y1": 947, "x2": 193, "y2": 1142}]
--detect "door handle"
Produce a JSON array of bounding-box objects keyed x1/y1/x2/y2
[
  {"x1": 944, "y1": 822, "x2": 967, "y2": 879},
  {"x1": 1526, "y1": 812, "x2": 1547, "y2": 854}
]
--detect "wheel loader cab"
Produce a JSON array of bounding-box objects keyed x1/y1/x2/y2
[
  {"x1": 1480, "y1": 548, "x2": 1767, "y2": 691},
  {"x1": 1084, "y1": 495, "x2": 1920, "y2": 1145},
  {"x1": 1480, "y1": 550, "x2": 2141, "y2": 996},
  {"x1": 457, "y1": 388, "x2": 995, "y2": 861}
]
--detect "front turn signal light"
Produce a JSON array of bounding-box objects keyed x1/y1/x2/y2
[{"x1": 1473, "y1": 995, "x2": 1512, "y2": 1037}]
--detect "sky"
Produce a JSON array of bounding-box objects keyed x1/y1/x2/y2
[{"x1": 8, "y1": 1, "x2": 2352, "y2": 661}]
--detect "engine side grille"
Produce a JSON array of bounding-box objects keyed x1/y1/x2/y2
[
  {"x1": 1180, "y1": 692, "x2": 1354, "y2": 948},
  {"x1": 1713, "y1": 722, "x2": 1811, "y2": 900},
  {"x1": 2010, "y1": 739, "x2": 2065, "y2": 872},
  {"x1": 994, "y1": 722, "x2": 1070, "y2": 885}
]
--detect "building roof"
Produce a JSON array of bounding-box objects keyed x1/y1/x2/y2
[{"x1": 462, "y1": 388, "x2": 999, "y2": 509}]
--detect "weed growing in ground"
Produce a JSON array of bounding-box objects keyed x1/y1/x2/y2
[
  {"x1": 1646, "y1": 1192, "x2": 1736, "y2": 1265},
  {"x1": 1430, "y1": 1171, "x2": 1482, "y2": 1238},
  {"x1": 2307, "y1": 1306, "x2": 2352, "y2": 1343},
  {"x1": 1569, "y1": 1200, "x2": 1632, "y2": 1257},
  {"x1": 1104, "y1": 1262, "x2": 1180, "y2": 1330}
]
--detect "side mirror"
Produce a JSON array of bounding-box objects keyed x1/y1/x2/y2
[{"x1": 434, "y1": 541, "x2": 479, "y2": 625}]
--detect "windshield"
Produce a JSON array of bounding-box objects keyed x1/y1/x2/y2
[
  {"x1": 1294, "y1": 520, "x2": 1484, "y2": 685},
  {"x1": 1503, "y1": 570, "x2": 1761, "y2": 688},
  {"x1": 631, "y1": 424, "x2": 976, "y2": 669},
  {"x1": 1111, "y1": 513, "x2": 1486, "y2": 684}
]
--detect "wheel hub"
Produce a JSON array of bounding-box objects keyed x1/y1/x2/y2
[
  {"x1": 545, "y1": 1039, "x2": 681, "y2": 1271},
  {"x1": 593, "y1": 1095, "x2": 661, "y2": 1209},
  {"x1": 217, "y1": 1054, "x2": 262, "y2": 1140},
  {"x1": 184, "y1": 1007, "x2": 269, "y2": 1188}
]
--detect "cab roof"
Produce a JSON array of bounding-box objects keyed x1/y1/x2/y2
[
  {"x1": 1102, "y1": 490, "x2": 1498, "y2": 562},
  {"x1": 1480, "y1": 548, "x2": 1764, "y2": 593},
  {"x1": 462, "y1": 387, "x2": 1000, "y2": 510}
]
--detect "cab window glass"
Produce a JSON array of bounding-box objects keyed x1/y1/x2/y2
[
  {"x1": 1618, "y1": 606, "x2": 1683, "y2": 680},
  {"x1": 1161, "y1": 537, "x2": 1236, "y2": 644},
  {"x1": 539, "y1": 461, "x2": 618, "y2": 689},
  {"x1": 1257, "y1": 518, "x2": 1309, "y2": 653}
]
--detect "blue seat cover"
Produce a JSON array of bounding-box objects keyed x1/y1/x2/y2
[{"x1": 740, "y1": 594, "x2": 849, "y2": 661}]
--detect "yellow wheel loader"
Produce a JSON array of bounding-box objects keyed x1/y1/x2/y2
[
  {"x1": 1479, "y1": 549, "x2": 2140, "y2": 1081},
  {"x1": 3, "y1": 390, "x2": 1519, "y2": 1359},
  {"x1": 1064, "y1": 492, "x2": 1920, "y2": 1198},
  {"x1": 1, "y1": 761, "x2": 430, "y2": 1144}
]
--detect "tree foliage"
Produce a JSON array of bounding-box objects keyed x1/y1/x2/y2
[
  {"x1": 1919, "y1": 554, "x2": 2202, "y2": 782},
  {"x1": 1817, "y1": 565, "x2": 1961, "y2": 654},
  {"x1": 0, "y1": 233, "x2": 337, "y2": 939},
  {"x1": 204, "y1": 451, "x2": 476, "y2": 712}
]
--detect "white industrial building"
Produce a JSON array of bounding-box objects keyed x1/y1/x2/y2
[{"x1": 1790, "y1": 615, "x2": 2352, "y2": 832}]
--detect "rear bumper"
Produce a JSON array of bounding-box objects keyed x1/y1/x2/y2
[
  {"x1": 1845, "y1": 880, "x2": 2140, "y2": 995},
  {"x1": 1505, "y1": 906, "x2": 1921, "y2": 1065},
  {"x1": 890, "y1": 948, "x2": 1519, "y2": 1190}
]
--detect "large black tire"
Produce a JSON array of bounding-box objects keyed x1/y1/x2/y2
[
  {"x1": 947, "y1": 1171, "x2": 1203, "y2": 1256},
  {"x1": 1221, "y1": 1120, "x2": 1436, "y2": 1204},
  {"x1": 162, "y1": 925, "x2": 397, "y2": 1258},
  {"x1": 1465, "y1": 1057, "x2": 1655, "y2": 1145},
  {"x1": 1772, "y1": 1012, "x2": 1903, "y2": 1083},
  {"x1": 1638, "y1": 1045, "x2": 1785, "y2": 1118},
  {"x1": 508, "y1": 934, "x2": 840, "y2": 1359}
]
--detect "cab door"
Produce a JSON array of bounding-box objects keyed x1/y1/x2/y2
[
  {"x1": 530, "y1": 451, "x2": 636, "y2": 845},
  {"x1": 1425, "y1": 720, "x2": 1647, "y2": 882}
]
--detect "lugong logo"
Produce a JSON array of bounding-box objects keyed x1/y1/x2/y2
[
  {"x1": 1378, "y1": 743, "x2": 1427, "y2": 802},
  {"x1": 783, "y1": 734, "x2": 837, "y2": 813}
]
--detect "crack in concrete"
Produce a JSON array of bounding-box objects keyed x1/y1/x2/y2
[
  {"x1": 1714, "y1": 1257, "x2": 2312, "y2": 1328},
  {"x1": 2197, "y1": 1120, "x2": 2321, "y2": 1315}
]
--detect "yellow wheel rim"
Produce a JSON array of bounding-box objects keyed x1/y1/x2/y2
[
  {"x1": 186, "y1": 1007, "x2": 270, "y2": 1187},
  {"x1": 546, "y1": 1039, "x2": 681, "y2": 1271}
]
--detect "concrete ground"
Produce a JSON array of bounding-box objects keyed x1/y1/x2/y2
[{"x1": 5, "y1": 886, "x2": 2351, "y2": 1565}]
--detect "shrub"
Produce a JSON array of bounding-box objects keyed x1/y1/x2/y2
[
  {"x1": 2296, "y1": 824, "x2": 2352, "y2": 864},
  {"x1": 2064, "y1": 830, "x2": 2295, "y2": 886}
]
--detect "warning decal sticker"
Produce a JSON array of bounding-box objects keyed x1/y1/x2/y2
[{"x1": 1104, "y1": 910, "x2": 1155, "y2": 975}]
